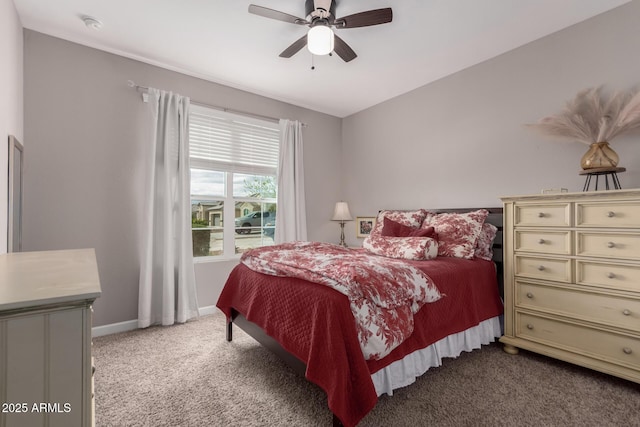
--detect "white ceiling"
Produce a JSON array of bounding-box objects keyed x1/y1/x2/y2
[{"x1": 14, "y1": 0, "x2": 630, "y2": 118}]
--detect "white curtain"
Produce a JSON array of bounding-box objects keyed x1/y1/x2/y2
[
  {"x1": 138, "y1": 88, "x2": 199, "y2": 328},
  {"x1": 275, "y1": 119, "x2": 308, "y2": 243}
]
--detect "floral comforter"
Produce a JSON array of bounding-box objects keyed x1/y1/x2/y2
[{"x1": 240, "y1": 242, "x2": 442, "y2": 360}]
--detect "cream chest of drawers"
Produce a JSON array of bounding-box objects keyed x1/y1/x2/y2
[
  {"x1": 501, "y1": 189, "x2": 640, "y2": 383},
  {"x1": 0, "y1": 249, "x2": 101, "y2": 427}
]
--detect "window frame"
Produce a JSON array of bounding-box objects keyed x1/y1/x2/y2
[{"x1": 189, "y1": 106, "x2": 280, "y2": 262}]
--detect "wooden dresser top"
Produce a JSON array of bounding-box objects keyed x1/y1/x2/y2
[
  {"x1": 0, "y1": 248, "x2": 102, "y2": 311},
  {"x1": 501, "y1": 188, "x2": 640, "y2": 203}
]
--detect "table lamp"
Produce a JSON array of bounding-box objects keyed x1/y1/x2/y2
[{"x1": 331, "y1": 202, "x2": 353, "y2": 247}]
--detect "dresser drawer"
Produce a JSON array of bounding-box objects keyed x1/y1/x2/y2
[
  {"x1": 516, "y1": 281, "x2": 640, "y2": 331},
  {"x1": 515, "y1": 255, "x2": 572, "y2": 283},
  {"x1": 577, "y1": 201, "x2": 640, "y2": 228},
  {"x1": 515, "y1": 203, "x2": 571, "y2": 227},
  {"x1": 576, "y1": 232, "x2": 640, "y2": 261},
  {"x1": 576, "y1": 260, "x2": 640, "y2": 292},
  {"x1": 516, "y1": 312, "x2": 640, "y2": 369},
  {"x1": 515, "y1": 230, "x2": 571, "y2": 255}
]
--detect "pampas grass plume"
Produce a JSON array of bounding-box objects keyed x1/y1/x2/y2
[{"x1": 527, "y1": 86, "x2": 640, "y2": 145}]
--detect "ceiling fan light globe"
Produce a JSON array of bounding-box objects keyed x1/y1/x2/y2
[{"x1": 307, "y1": 25, "x2": 334, "y2": 55}]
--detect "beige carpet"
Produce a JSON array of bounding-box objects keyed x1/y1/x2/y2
[{"x1": 93, "y1": 313, "x2": 640, "y2": 426}]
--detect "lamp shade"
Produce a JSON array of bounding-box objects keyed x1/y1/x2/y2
[
  {"x1": 307, "y1": 25, "x2": 334, "y2": 56},
  {"x1": 331, "y1": 202, "x2": 353, "y2": 221}
]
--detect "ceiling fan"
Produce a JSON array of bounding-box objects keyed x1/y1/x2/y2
[{"x1": 248, "y1": 0, "x2": 393, "y2": 62}]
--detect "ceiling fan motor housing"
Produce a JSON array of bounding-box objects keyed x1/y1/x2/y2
[{"x1": 306, "y1": 0, "x2": 336, "y2": 21}]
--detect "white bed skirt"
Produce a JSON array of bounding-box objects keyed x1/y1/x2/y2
[{"x1": 371, "y1": 316, "x2": 502, "y2": 396}]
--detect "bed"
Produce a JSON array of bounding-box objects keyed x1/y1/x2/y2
[{"x1": 216, "y1": 208, "x2": 504, "y2": 426}]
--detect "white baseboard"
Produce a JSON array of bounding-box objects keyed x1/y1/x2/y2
[
  {"x1": 92, "y1": 305, "x2": 218, "y2": 337},
  {"x1": 198, "y1": 305, "x2": 218, "y2": 316},
  {"x1": 92, "y1": 319, "x2": 138, "y2": 337}
]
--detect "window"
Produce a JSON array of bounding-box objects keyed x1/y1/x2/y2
[{"x1": 189, "y1": 105, "x2": 280, "y2": 259}]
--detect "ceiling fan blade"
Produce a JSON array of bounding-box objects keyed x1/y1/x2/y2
[
  {"x1": 279, "y1": 35, "x2": 308, "y2": 58},
  {"x1": 248, "y1": 5, "x2": 308, "y2": 25},
  {"x1": 333, "y1": 8, "x2": 393, "y2": 29},
  {"x1": 333, "y1": 34, "x2": 357, "y2": 62}
]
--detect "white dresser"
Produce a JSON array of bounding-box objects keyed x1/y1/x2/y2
[
  {"x1": 501, "y1": 189, "x2": 640, "y2": 383},
  {"x1": 0, "y1": 249, "x2": 101, "y2": 427}
]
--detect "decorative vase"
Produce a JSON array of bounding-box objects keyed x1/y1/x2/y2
[{"x1": 580, "y1": 141, "x2": 619, "y2": 170}]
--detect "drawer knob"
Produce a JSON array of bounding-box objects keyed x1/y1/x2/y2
[
  {"x1": 537, "y1": 265, "x2": 546, "y2": 271},
  {"x1": 538, "y1": 239, "x2": 546, "y2": 244},
  {"x1": 526, "y1": 324, "x2": 534, "y2": 330},
  {"x1": 538, "y1": 212, "x2": 545, "y2": 218},
  {"x1": 623, "y1": 309, "x2": 631, "y2": 316},
  {"x1": 607, "y1": 211, "x2": 616, "y2": 218},
  {"x1": 526, "y1": 292, "x2": 534, "y2": 299},
  {"x1": 607, "y1": 242, "x2": 616, "y2": 248},
  {"x1": 623, "y1": 347, "x2": 632, "y2": 355},
  {"x1": 607, "y1": 272, "x2": 616, "y2": 279}
]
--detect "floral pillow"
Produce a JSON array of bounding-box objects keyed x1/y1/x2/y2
[
  {"x1": 368, "y1": 209, "x2": 430, "y2": 239},
  {"x1": 474, "y1": 222, "x2": 498, "y2": 261},
  {"x1": 364, "y1": 236, "x2": 438, "y2": 260},
  {"x1": 421, "y1": 209, "x2": 489, "y2": 259},
  {"x1": 381, "y1": 217, "x2": 437, "y2": 238}
]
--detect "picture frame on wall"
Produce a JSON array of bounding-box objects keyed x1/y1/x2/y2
[{"x1": 356, "y1": 216, "x2": 376, "y2": 238}]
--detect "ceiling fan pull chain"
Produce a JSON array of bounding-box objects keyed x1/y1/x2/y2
[{"x1": 311, "y1": 54, "x2": 315, "y2": 71}]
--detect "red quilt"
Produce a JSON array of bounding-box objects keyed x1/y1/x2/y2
[
  {"x1": 216, "y1": 256, "x2": 503, "y2": 427},
  {"x1": 241, "y1": 242, "x2": 442, "y2": 360}
]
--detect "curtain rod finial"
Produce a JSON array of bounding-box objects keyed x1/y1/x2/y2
[{"x1": 127, "y1": 80, "x2": 135, "y2": 88}]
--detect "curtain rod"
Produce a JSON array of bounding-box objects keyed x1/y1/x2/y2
[{"x1": 127, "y1": 80, "x2": 307, "y2": 126}]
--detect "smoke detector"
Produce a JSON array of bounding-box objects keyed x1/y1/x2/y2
[{"x1": 82, "y1": 16, "x2": 103, "y2": 30}]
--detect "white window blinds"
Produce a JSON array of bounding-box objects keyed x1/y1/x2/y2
[{"x1": 189, "y1": 104, "x2": 280, "y2": 175}]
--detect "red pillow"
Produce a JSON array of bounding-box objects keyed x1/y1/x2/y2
[{"x1": 381, "y1": 217, "x2": 437, "y2": 238}]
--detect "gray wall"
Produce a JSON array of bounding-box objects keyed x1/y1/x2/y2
[
  {"x1": 0, "y1": 0, "x2": 24, "y2": 254},
  {"x1": 21, "y1": 0, "x2": 640, "y2": 327},
  {"x1": 23, "y1": 30, "x2": 342, "y2": 326},
  {"x1": 341, "y1": 0, "x2": 640, "y2": 247}
]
